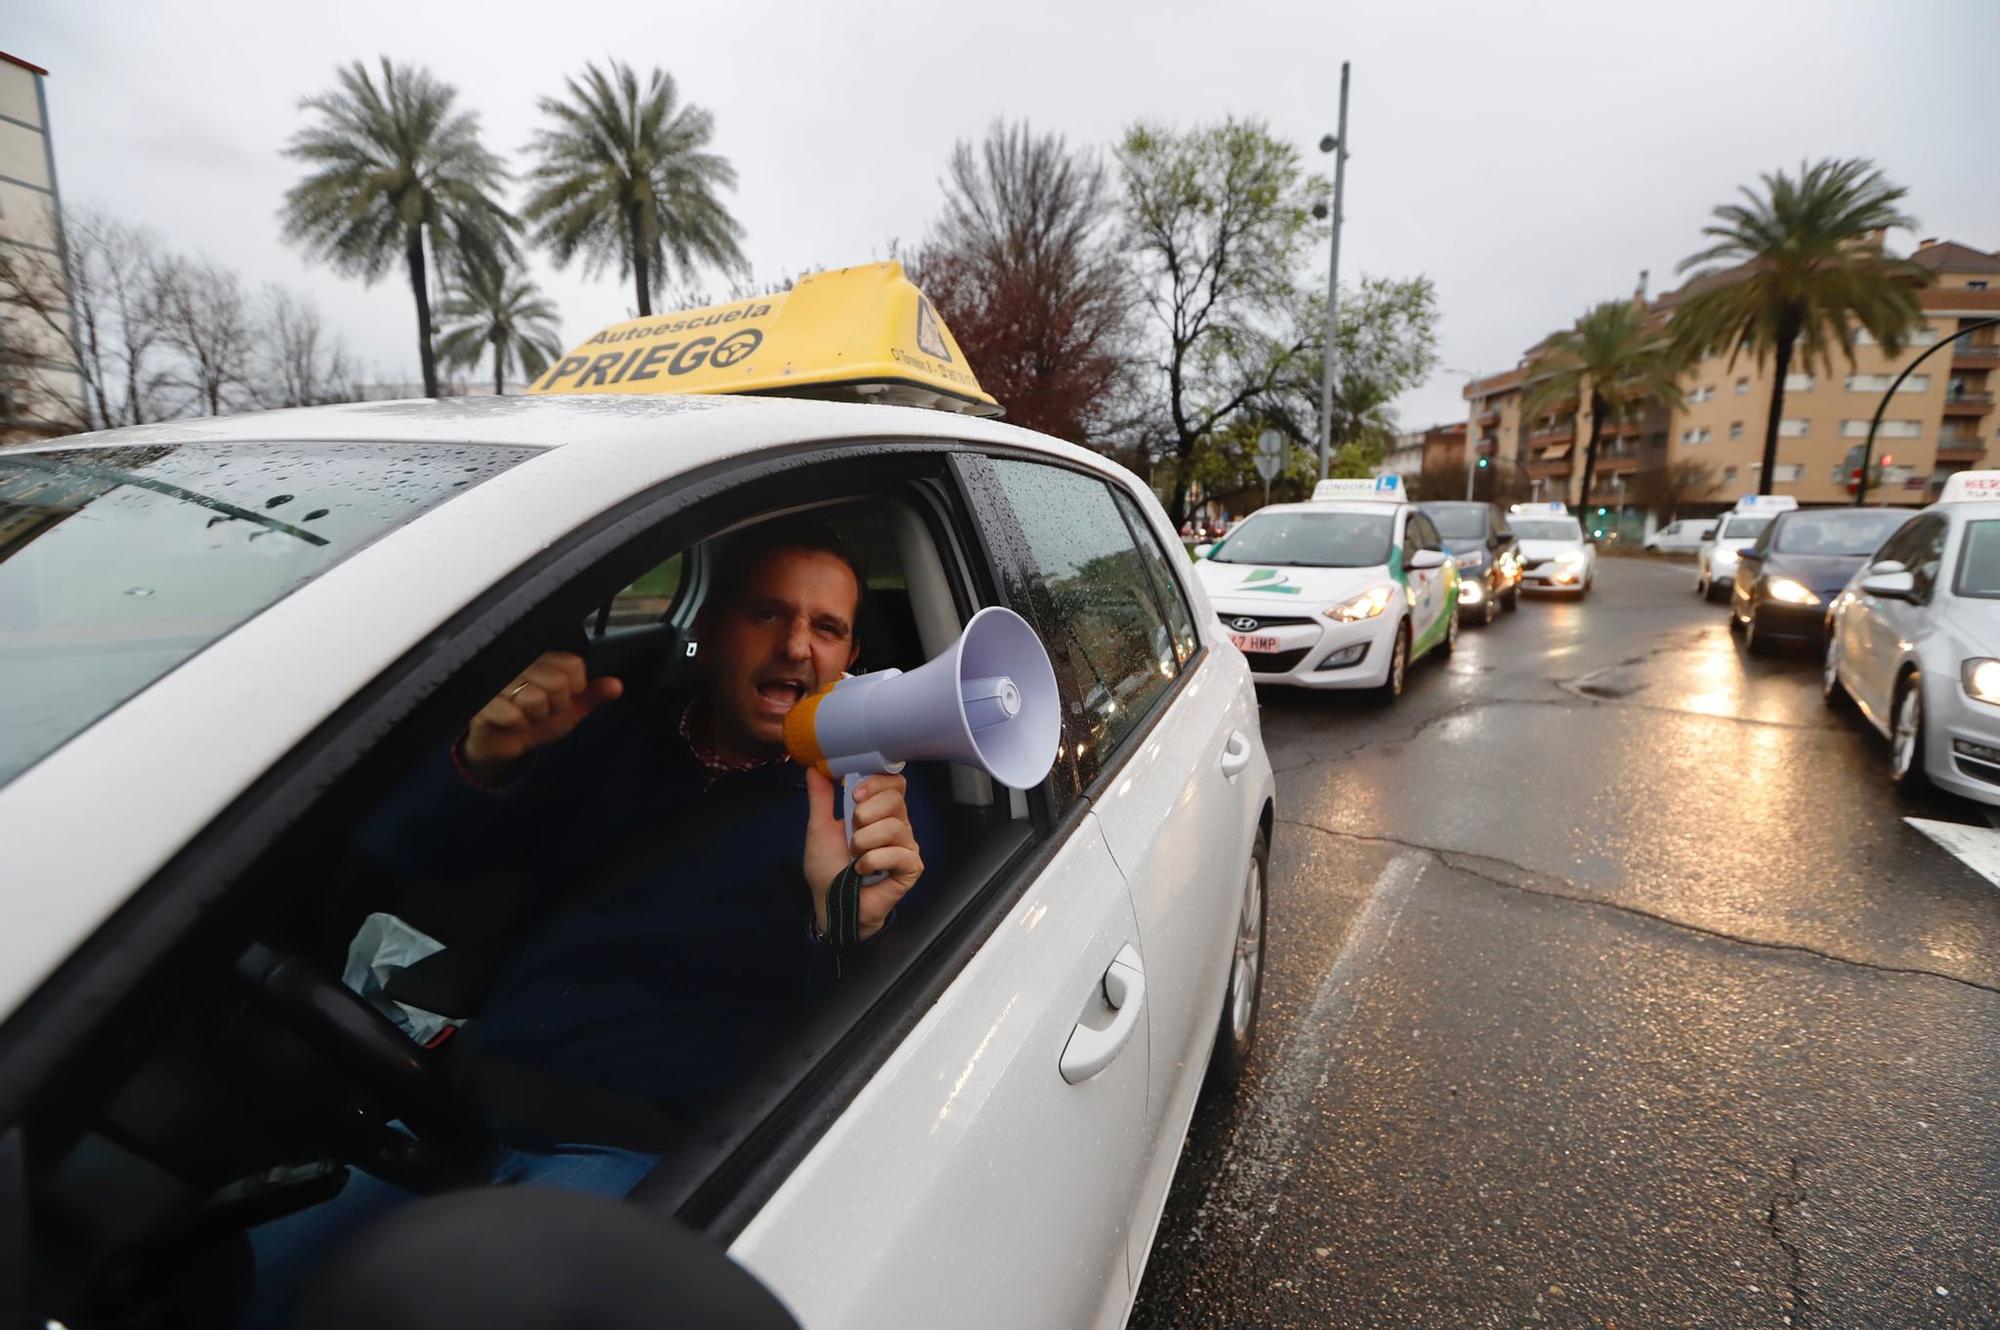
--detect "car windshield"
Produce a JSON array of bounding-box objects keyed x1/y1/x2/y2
[
  {"x1": 1773, "y1": 510, "x2": 1908, "y2": 557},
  {"x1": 1511, "y1": 518, "x2": 1582, "y2": 541},
  {"x1": 0, "y1": 441, "x2": 527, "y2": 786},
  {"x1": 1720, "y1": 516, "x2": 1772, "y2": 540},
  {"x1": 1421, "y1": 505, "x2": 1488, "y2": 540},
  {"x1": 1207, "y1": 510, "x2": 1393, "y2": 567},
  {"x1": 1956, "y1": 520, "x2": 2000, "y2": 599}
]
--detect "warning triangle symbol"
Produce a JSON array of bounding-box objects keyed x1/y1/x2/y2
[{"x1": 915, "y1": 298, "x2": 952, "y2": 363}]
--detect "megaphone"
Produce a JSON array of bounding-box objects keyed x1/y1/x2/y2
[{"x1": 784, "y1": 606, "x2": 1061, "y2": 868}]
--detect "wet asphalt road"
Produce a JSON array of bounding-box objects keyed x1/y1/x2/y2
[{"x1": 1130, "y1": 556, "x2": 2000, "y2": 1329}]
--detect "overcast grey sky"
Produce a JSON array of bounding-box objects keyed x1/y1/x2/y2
[{"x1": 17, "y1": 0, "x2": 2000, "y2": 431}]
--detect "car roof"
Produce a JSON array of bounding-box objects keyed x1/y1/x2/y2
[{"x1": 1254, "y1": 499, "x2": 1405, "y2": 518}]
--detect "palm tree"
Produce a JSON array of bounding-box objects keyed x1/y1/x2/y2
[
  {"x1": 523, "y1": 61, "x2": 746, "y2": 317},
  {"x1": 1670, "y1": 158, "x2": 1928, "y2": 495},
  {"x1": 436, "y1": 263, "x2": 565, "y2": 396},
  {"x1": 282, "y1": 58, "x2": 519, "y2": 398},
  {"x1": 1525, "y1": 300, "x2": 1685, "y2": 528}
]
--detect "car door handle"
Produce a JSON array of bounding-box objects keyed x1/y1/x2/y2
[
  {"x1": 1219, "y1": 729, "x2": 1253, "y2": 779},
  {"x1": 1060, "y1": 944, "x2": 1145, "y2": 1085}
]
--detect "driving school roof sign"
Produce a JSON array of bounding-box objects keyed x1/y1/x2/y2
[{"x1": 528, "y1": 261, "x2": 1001, "y2": 416}]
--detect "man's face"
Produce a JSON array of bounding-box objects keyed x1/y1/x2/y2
[{"x1": 704, "y1": 547, "x2": 861, "y2": 751}]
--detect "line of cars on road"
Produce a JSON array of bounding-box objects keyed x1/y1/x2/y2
[
  {"x1": 1695, "y1": 475, "x2": 2000, "y2": 806},
  {"x1": 1192, "y1": 480, "x2": 1596, "y2": 703}
]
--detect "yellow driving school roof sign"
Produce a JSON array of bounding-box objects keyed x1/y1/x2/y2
[{"x1": 527, "y1": 261, "x2": 1000, "y2": 416}]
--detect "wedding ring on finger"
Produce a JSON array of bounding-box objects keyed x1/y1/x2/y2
[{"x1": 507, "y1": 680, "x2": 533, "y2": 702}]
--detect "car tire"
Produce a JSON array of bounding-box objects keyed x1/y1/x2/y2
[
  {"x1": 1502, "y1": 584, "x2": 1519, "y2": 611},
  {"x1": 1823, "y1": 631, "x2": 1851, "y2": 710},
  {"x1": 1206, "y1": 826, "x2": 1269, "y2": 1096},
  {"x1": 1376, "y1": 621, "x2": 1410, "y2": 704},
  {"x1": 1442, "y1": 604, "x2": 1460, "y2": 655},
  {"x1": 1891, "y1": 672, "x2": 1930, "y2": 791}
]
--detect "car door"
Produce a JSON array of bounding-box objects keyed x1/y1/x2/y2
[
  {"x1": 1403, "y1": 511, "x2": 1446, "y2": 651},
  {"x1": 1850, "y1": 515, "x2": 1944, "y2": 723},
  {"x1": 964, "y1": 458, "x2": 1248, "y2": 1268}
]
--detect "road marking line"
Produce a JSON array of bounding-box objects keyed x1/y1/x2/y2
[
  {"x1": 1906, "y1": 817, "x2": 2000, "y2": 889},
  {"x1": 1183, "y1": 850, "x2": 1427, "y2": 1251}
]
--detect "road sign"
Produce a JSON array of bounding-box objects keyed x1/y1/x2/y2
[{"x1": 1254, "y1": 430, "x2": 1284, "y2": 483}]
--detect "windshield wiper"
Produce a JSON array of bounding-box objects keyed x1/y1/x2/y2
[{"x1": 2, "y1": 454, "x2": 331, "y2": 548}]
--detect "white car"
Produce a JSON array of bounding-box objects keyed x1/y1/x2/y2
[
  {"x1": 1825, "y1": 470, "x2": 2000, "y2": 803},
  {"x1": 1644, "y1": 518, "x2": 1714, "y2": 553},
  {"x1": 1195, "y1": 477, "x2": 1459, "y2": 699},
  {"x1": 1508, "y1": 503, "x2": 1597, "y2": 596},
  {"x1": 0, "y1": 394, "x2": 1275, "y2": 1330},
  {"x1": 1697, "y1": 497, "x2": 1794, "y2": 601}
]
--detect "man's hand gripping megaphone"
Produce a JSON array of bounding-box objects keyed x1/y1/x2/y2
[{"x1": 785, "y1": 607, "x2": 1061, "y2": 968}]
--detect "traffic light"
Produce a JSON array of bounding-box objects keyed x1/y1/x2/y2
[
  {"x1": 1477, "y1": 457, "x2": 1489, "y2": 469},
  {"x1": 1596, "y1": 506, "x2": 1607, "y2": 515}
]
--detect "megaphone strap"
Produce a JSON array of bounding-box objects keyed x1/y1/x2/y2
[{"x1": 822, "y1": 860, "x2": 865, "y2": 979}]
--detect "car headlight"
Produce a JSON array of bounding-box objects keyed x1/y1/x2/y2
[
  {"x1": 1963, "y1": 659, "x2": 2000, "y2": 705},
  {"x1": 1324, "y1": 584, "x2": 1394, "y2": 622},
  {"x1": 1765, "y1": 576, "x2": 1821, "y2": 606},
  {"x1": 1712, "y1": 546, "x2": 1739, "y2": 564}
]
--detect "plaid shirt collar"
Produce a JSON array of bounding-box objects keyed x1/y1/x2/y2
[{"x1": 679, "y1": 695, "x2": 789, "y2": 777}]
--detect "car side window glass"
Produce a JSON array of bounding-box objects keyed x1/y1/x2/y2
[
  {"x1": 595, "y1": 552, "x2": 685, "y2": 634},
  {"x1": 1112, "y1": 487, "x2": 1199, "y2": 667},
  {"x1": 1415, "y1": 514, "x2": 1444, "y2": 551},
  {"x1": 987, "y1": 460, "x2": 1180, "y2": 772},
  {"x1": 1912, "y1": 517, "x2": 1948, "y2": 602},
  {"x1": 1873, "y1": 517, "x2": 1922, "y2": 569},
  {"x1": 1400, "y1": 514, "x2": 1421, "y2": 563}
]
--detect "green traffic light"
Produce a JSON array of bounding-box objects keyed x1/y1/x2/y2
[{"x1": 1477, "y1": 457, "x2": 1489, "y2": 469}]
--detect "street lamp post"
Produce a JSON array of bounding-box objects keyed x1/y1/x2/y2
[{"x1": 1314, "y1": 63, "x2": 1351, "y2": 481}]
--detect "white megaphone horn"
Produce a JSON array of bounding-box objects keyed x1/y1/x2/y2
[{"x1": 783, "y1": 606, "x2": 1061, "y2": 870}]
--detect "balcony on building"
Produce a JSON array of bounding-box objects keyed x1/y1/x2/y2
[
  {"x1": 1476, "y1": 409, "x2": 1500, "y2": 428},
  {"x1": 1528, "y1": 421, "x2": 1576, "y2": 446},
  {"x1": 1944, "y1": 390, "x2": 1996, "y2": 416},
  {"x1": 1952, "y1": 341, "x2": 2000, "y2": 367}
]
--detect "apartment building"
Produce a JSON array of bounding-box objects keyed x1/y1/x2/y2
[
  {"x1": 0, "y1": 50, "x2": 87, "y2": 441},
  {"x1": 1466, "y1": 238, "x2": 2000, "y2": 516}
]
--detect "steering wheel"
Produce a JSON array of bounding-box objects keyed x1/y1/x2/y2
[{"x1": 234, "y1": 943, "x2": 497, "y2": 1191}]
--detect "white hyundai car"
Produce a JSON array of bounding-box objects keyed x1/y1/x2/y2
[
  {"x1": 0, "y1": 394, "x2": 1274, "y2": 1330},
  {"x1": 1195, "y1": 476, "x2": 1459, "y2": 700},
  {"x1": 1508, "y1": 503, "x2": 1597, "y2": 597},
  {"x1": 1825, "y1": 470, "x2": 2000, "y2": 803}
]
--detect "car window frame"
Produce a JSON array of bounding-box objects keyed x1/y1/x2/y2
[
  {"x1": 0, "y1": 435, "x2": 1109, "y2": 1250},
  {"x1": 1951, "y1": 516, "x2": 2000, "y2": 601}
]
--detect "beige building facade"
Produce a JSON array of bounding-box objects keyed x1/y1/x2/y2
[
  {"x1": 1467, "y1": 239, "x2": 2000, "y2": 519},
  {"x1": 0, "y1": 50, "x2": 88, "y2": 441}
]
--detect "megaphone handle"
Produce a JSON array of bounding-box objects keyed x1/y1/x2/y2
[{"x1": 843, "y1": 771, "x2": 891, "y2": 886}]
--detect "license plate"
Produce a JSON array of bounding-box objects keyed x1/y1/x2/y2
[{"x1": 1229, "y1": 633, "x2": 1280, "y2": 653}]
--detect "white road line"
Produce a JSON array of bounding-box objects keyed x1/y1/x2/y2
[
  {"x1": 1906, "y1": 817, "x2": 2000, "y2": 890},
  {"x1": 1183, "y1": 850, "x2": 1427, "y2": 1250}
]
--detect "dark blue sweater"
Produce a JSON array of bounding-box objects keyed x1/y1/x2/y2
[{"x1": 355, "y1": 689, "x2": 945, "y2": 1113}]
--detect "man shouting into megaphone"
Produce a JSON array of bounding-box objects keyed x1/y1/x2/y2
[{"x1": 240, "y1": 518, "x2": 944, "y2": 1329}]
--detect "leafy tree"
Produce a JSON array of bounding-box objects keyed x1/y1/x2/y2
[
  {"x1": 1525, "y1": 299, "x2": 1684, "y2": 526},
  {"x1": 282, "y1": 58, "x2": 519, "y2": 399},
  {"x1": 910, "y1": 121, "x2": 1138, "y2": 447},
  {"x1": 1670, "y1": 158, "x2": 1927, "y2": 495},
  {"x1": 1116, "y1": 119, "x2": 1325, "y2": 527},
  {"x1": 436, "y1": 262, "x2": 565, "y2": 396},
  {"x1": 524, "y1": 61, "x2": 745, "y2": 318}
]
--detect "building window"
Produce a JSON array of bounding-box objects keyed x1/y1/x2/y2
[
  {"x1": 1729, "y1": 421, "x2": 1743, "y2": 439},
  {"x1": 1846, "y1": 373, "x2": 1928, "y2": 393},
  {"x1": 1687, "y1": 384, "x2": 1717, "y2": 403},
  {"x1": 1778, "y1": 419, "x2": 1809, "y2": 437},
  {"x1": 1783, "y1": 373, "x2": 1815, "y2": 392},
  {"x1": 1735, "y1": 378, "x2": 1749, "y2": 395},
  {"x1": 1842, "y1": 419, "x2": 1922, "y2": 439},
  {"x1": 1856, "y1": 325, "x2": 1940, "y2": 346},
  {"x1": 1723, "y1": 465, "x2": 1739, "y2": 483},
  {"x1": 1680, "y1": 427, "x2": 1712, "y2": 445}
]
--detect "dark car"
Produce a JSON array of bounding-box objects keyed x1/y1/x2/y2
[
  {"x1": 1730, "y1": 506, "x2": 1913, "y2": 652},
  {"x1": 1416, "y1": 500, "x2": 1523, "y2": 625}
]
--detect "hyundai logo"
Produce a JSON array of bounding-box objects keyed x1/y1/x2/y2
[{"x1": 1231, "y1": 616, "x2": 1261, "y2": 632}]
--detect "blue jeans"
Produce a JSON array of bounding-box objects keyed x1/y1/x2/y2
[{"x1": 237, "y1": 1139, "x2": 657, "y2": 1330}]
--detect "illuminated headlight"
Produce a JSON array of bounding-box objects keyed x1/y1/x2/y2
[
  {"x1": 1765, "y1": 576, "x2": 1821, "y2": 606},
  {"x1": 1460, "y1": 580, "x2": 1484, "y2": 603},
  {"x1": 1712, "y1": 547, "x2": 1740, "y2": 566},
  {"x1": 1324, "y1": 584, "x2": 1394, "y2": 622},
  {"x1": 1962, "y1": 658, "x2": 2000, "y2": 705}
]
